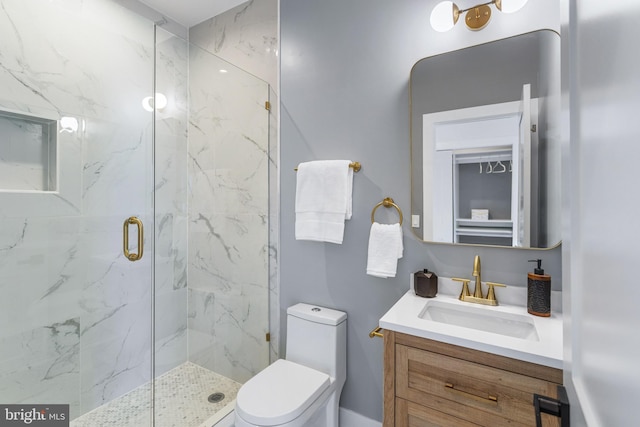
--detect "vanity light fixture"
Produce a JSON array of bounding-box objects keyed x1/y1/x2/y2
[{"x1": 430, "y1": 0, "x2": 529, "y2": 32}]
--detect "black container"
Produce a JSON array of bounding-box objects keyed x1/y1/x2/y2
[
  {"x1": 414, "y1": 269, "x2": 438, "y2": 298},
  {"x1": 527, "y1": 259, "x2": 551, "y2": 317}
]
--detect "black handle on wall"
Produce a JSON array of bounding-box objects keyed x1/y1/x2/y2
[{"x1": 534, "y1": 385, "x2": 570, "y2": 427}]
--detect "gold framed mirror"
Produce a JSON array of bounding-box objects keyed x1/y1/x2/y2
[{"x1": 410, "y1": 30, "x2": 561, "y2": 249}]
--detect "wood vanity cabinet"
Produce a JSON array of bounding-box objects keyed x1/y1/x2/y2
[{"x1": 383, "y1": 331, "x2": 563, "y2": 427}]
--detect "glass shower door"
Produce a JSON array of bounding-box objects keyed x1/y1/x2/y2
[{"x1": 0, "y1": 1, "x2": 155, "y2": 425}]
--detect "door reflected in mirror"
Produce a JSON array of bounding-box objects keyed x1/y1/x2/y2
[{"x1": 410, "y1": 30, "x2": 561, "y2": 249}]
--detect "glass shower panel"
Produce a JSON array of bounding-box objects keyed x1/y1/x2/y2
[
  {"x1": 187, "y1": 40, "x2": 271, "y2": 412},
  {"x1": 152, "y1": 26, "x2": 195, "y2": 427},
  {"x1": 153, "y1": 27, "x2": 189, "y2": 379},
  {"x1": 0, "y1": 1, "x2": 154, "y2": 425}
]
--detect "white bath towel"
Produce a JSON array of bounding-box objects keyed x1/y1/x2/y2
[
  {"x1": 366, "y1": 222, "x2": 403, "y2": 278},
  {"x1": 295, "y1": 160, "x2": 353, "y2": 244}
]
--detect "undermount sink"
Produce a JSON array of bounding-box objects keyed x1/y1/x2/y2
[{"x1": 418, "y1": 299, "x2": 539, "y2": 341}]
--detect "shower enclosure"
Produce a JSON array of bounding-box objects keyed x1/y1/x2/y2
[{"x1": 0, "y1": 1, "x2": 272, "y2": 426}]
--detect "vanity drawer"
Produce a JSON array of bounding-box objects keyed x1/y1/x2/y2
[
  {"x1": 395, "y1": 397, "x2": 481, "y2": 427},
  {"x1": 396, "y1": 344, "x2": 561, "y2": 427}
]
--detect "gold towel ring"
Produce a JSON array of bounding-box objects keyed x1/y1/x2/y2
[{"x1": 371, "y1": 197, "x2": 403, "y2": 225}]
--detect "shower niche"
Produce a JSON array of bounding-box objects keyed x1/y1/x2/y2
[{"x1": 0, "y1": 109, "x2": 58, "y2": 192}]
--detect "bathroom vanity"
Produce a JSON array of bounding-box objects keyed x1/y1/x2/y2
[
  {"x1": 379, "y1": 282, "x2": 563, "y2": 426},
  {"x1": 396, "y1": 27, "x2": 565, "y2": 426}
]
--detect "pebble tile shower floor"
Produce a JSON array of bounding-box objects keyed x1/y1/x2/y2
[{"x1": 71, "y1": 362, "x2": 241, "y2": 427}]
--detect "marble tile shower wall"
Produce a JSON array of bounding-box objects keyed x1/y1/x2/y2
[
  {"x1": 189, "y1": 0, "x2": 279, "y2": 91},
  {"x1": 0, "y1": 0, "x2": 158, "y2": 419},
  {"x1": 188, "y1": 0, "x2": 280, "y2": 378},
  {"x1": 187, "y1": 43, "x2": 270, "y2": 384}
]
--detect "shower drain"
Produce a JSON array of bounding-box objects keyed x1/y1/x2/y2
[{"x1": 207, "y1": 392, "x2": 226, "y2": 403}]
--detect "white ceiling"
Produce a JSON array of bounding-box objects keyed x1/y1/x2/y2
[{"x1": 139, "y1": 0, "x2": 248, "y2": 28}]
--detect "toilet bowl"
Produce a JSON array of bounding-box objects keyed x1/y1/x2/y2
[{"x1": 234, "y1": 303, "x2": 347, "y2": 427}]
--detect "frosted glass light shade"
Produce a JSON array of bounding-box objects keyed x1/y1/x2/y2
[
  {"x1": 154, "y1": 93, "x2": 168, "y2": 110},
  {"x1": 60, "y1": 117, "x2": 78, "y2": 133},
  {"x1": 498, "y1": 0, "x2": 529, "y2": 13},
  {"x1": 430, "y1": 1, "x2": 456, "y2": 32},
  {"x1": 141, "y1": 93, "x2": 168, "y2": 112}
]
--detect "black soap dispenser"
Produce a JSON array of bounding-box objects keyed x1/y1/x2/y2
[
  {"x1": 527, "y1": 259, "x2": 551, "y2": 317},
  {"x1": 414, "y1": 269, "x2": 438, "y2": 298}
]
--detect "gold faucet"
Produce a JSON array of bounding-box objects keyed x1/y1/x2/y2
[
  {"x1": 472, "y1": 255, "x2": 483, "y2": 299},
  {"x1": 452, "y1": 256, "x2": 507, "y2": 306}
]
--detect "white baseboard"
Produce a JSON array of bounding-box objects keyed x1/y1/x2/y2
[
  {"x1": 339, "y1": 407, "x2": 382, "y2": 427},
  {"x1": 206, "y1": 405, "x2": 381, "y2": 427}
]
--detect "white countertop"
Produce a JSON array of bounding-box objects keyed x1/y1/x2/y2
[{"x1": 379, "y1": 278, "x2": 563, "y2": 369}]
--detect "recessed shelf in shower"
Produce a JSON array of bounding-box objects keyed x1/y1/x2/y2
[{"x1": 0, "y1": 109, "x2": 58, "y2": 192}]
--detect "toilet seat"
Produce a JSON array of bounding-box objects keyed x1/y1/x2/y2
[{"x1": 235, "y1": 359, "x2": 331, "y2": 426}]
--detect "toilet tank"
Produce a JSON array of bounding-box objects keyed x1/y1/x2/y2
[{"x1": 286, "y1": 304, "x2": 347, "y2": 382}]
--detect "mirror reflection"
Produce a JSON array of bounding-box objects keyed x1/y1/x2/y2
[{"x1": 410, "y1": 30, "x2": 561, "y2": 248}]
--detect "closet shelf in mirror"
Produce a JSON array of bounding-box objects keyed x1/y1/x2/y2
[
  {"x1": 456, "y1": 219, "x2": 512, "y2": 228},
  {"x1": 455, "y1": 218, "x2": 513, "y2": 239},
  {"x1": 455, "y1": 227, "x2": 513, "y2": 238}
]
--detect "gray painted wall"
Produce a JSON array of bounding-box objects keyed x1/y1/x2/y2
[{"x1": 280, "y1": 0, "x2": 561, "y2": 421}]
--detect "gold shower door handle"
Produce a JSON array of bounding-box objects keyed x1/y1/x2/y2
[{"x1": 123, "y1": 216, "x2": 144, "y2": 261}]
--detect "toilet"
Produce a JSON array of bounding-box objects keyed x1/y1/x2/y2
[{"x1": 234, "y1": 303, "x2": 347, "y2": 427}]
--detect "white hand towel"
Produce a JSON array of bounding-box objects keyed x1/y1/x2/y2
[
  {"x1": 295, "y1": 160, "x2": 353, "y2": 244},
  {"x1": 366, "y1": 222, "x2": 403, "y2": 278}
]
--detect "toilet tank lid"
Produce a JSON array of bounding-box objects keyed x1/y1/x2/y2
[{"x1": 287, "y1": 303, "x2": 347, "y2": 326}]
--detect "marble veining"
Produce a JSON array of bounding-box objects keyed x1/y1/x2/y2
[
  {"x1": 187, "y1": 35, "x2": 270, "y2": 382},
  {"x1": 188, "y1": 6, "x2": 279, "y2": 376},
  {"x1": 0, "y1": 317, "x2": 81, "y2": 417},
  {"x1": 189, "y1": 0, "x2": 278, "y2": 89}
]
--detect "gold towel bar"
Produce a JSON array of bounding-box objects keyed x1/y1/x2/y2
[
  {"x1": 294, "y1": 161, "x2": 361, "y2": 172},
  {"x1": 371, "y1": 197, "x2": 403, "y2": 226},
  {"x1": 369, "y1": 326, "x2": 384, "y2": 338}
]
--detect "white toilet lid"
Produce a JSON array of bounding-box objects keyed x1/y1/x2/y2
[{"x1": 236, "y1": 359, "x2": 331, "y2": 426}]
